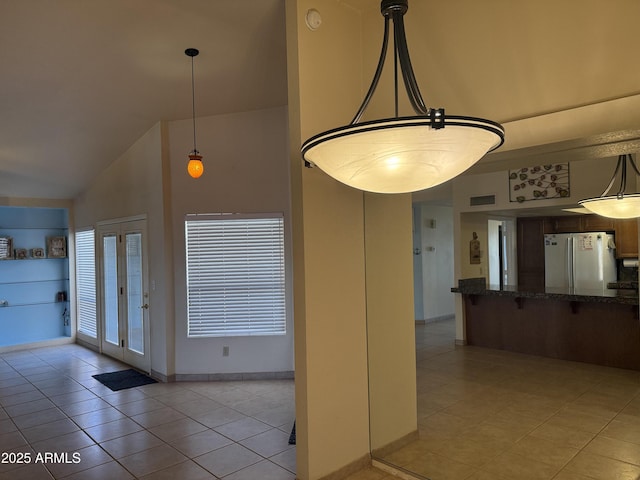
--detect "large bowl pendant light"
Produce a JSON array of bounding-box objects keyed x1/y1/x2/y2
[
  {"x1": 301, "y1": 0, "x2": 504, "y2": 194},
  {"x1": 579, "y1": 154, "x2": 640, "y2": 219}
]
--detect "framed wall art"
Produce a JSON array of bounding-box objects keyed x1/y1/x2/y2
[
  {"x1": 0, "y1": 237, "x2": 13, "y2": 259},
  {"x1": 47, "y1": 236, "x2": 67, "y2": 258},
  {"x1": 509, "y1": 163, "x2": 570, "y2": 203}
]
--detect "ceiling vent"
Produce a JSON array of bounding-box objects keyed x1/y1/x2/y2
[{"x1": 469, "y1": 194, "x2": 496, "y2": 206}]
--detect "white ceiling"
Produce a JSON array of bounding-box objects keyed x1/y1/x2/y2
[
  {"x1": 0, "y1": 0, "x2": 287, "y2": 199},
  {"x1": 2, "y1": 0, "x2": 640, "y2": 200}
]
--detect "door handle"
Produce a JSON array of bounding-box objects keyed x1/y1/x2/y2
[{"x1": 140, "y1": 304, "x2": 149, "y2": 309}]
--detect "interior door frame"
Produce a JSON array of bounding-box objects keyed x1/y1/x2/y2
[{"x1": 96, "y1": 215, "x2": 151, "y2": 373}]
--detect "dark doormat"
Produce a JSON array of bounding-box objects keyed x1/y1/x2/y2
[
  {"x1": 288, "y1": 421, "x2": 296, "y2": 445},
  {"x1": 92, "y1": 369, "x2": 157, "y2": 391}
]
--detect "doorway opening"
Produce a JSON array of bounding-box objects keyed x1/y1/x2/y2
[{"x1": 488, "y1": 218, "x2": 517, "y2": 288}]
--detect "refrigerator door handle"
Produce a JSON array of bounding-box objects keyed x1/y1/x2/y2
[
  {"x1": 566, "y1": 237, "x2": 571, "y2": 289},
  {"x1": 569, "y1": 236, "x2": 575, "y2": 289},
  {"x1": 597, "y1": 234, "x2": 604, "y2": 281}
]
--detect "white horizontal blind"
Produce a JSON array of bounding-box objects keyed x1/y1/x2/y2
[
  {"x1": 75, "y1": 229, "x2": 97, "y2": 338},
  {"x1": 185, "y1": 214, "x2": 286, "y2": 337}
]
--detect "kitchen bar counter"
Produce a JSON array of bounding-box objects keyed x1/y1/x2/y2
[
  {"x1": 453, "y1": 278, "x2": 640, "y2": 370},
  {"x1": 451, "y1": 277, "x2": 639, "y2": 305}
]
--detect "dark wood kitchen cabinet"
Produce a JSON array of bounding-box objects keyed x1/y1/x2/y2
[
  {"x1": 583, "y1": 215, "x2": 615, "y2": 232},
  {"x1": 517, "y1": 217, "x2": 545, "y2": 290},
  {"x1": 551, "y1": 215, "x2": 583, "y2": 233},
  {"x1": 614, "y1": 218, "x2": 639, "y2": 258},
  {"x1": 546, "y1": 214, "x2": 615, "y2": 234}
]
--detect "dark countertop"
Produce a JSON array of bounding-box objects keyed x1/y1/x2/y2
[
  {"x1": 607, "y1": 281, "x2": 638, "y2": 290},
  {"x1": 452, "y1": 278, "x2": 639, "y2": 305}
]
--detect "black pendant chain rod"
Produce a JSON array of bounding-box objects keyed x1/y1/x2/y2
[
  {"x1": 351, "y1": 16, "x2": 390, "y2": 124},
  {"x1": 393, "y1": 8, "x2": 427, "y2": 115},
  {"x1": 185, "y1": 48, "x2": 199, "y2": 153},
  {"x1": 600, "y1": 154, "x2": 640, "y2": 199},
  {"x1": 350, "y1": 0, "x2": 429, "y2": 125}
]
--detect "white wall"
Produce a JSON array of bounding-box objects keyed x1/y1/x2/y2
[
  {"x1": 74, "y1": 107, "x2": 294, "y2": 378},
  {"x1": 74, "y1": 123, "x2": 173, "y2": 376},
  {"x1": 454, "y1": 156, "x2": 619, "y2": 215},
  {"x1": 415, "y1": 204, "x2": 455, "y2": 321},
  {"x1": 169, "y1": 106, "x2": 294, "y2": 375}
]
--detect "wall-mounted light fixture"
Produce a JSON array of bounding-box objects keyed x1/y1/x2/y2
[
  {"x1": 185, "y1": 48, "x2": 203, "y2": 179},
  {"x1": 301, "y1": 0, "x2": 504, "y2": 194},
  {"x1": 579, "y1": 154, "x2": 640, "y2": 218}
]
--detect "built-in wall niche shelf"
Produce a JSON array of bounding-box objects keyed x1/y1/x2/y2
[
  {"x1": 0, "y1": 206, "x2": 70, "y2": 346},
  {"x1": 0, "y1": 231, "x2": 67, "y2": 260},
  {"x1": 0, "y1": 301, "x2": 67, "y2": 308}
]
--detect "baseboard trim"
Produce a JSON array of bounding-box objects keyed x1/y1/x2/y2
[
  {"x1": 455, "y1": 338, "x2": 467, "y2": 346},
  {"x1": 416, "y1": 314, "x2": 455, "y2": 325},
  {"x1": 318, "y1": 453, "x2": 371, "y2": 480},
  {"x1": 75, "y1": 338, "x2": 99, "y2": 353},
  {"x1": 150, "y1": 370, "x2": 174, "y2": 383},
  {"x1": 371, "y1": 429, "x2": 419, "y2": 459},
  {"x1": 154, "y1": 370, "x2": 295, "y2": 383},
  {"x1": 372, "y1": 458, "x2": 429, "y2": 480},
  {"x1": 0, "y1": 336, "x2": 74, "y2": 354}
]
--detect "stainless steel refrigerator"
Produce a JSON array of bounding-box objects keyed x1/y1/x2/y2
[{"x1": 544, "y1": 232, "x2": 617, "y2": 290}]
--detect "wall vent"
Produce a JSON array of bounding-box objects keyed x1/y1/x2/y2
[{"x1": 469, "y1": 194, "x2": 496, "y2": 206}]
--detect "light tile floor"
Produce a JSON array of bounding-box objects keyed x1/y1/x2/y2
[
  {"x1": 4, "y1": 318, "x2": 640, "y2": 480},
  {"x1": 377, "y1": 318, "x2": 640, "y2": 480},
  {"x1": 0, "y1": 345, "x2": 296, "y2": 479}
]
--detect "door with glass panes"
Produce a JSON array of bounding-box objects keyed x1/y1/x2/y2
[{"x1": 98, "y1": 219, "x2": 150, "y2": 372}]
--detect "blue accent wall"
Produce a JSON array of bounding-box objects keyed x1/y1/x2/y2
[{"x1": 0, "y1": 207, "x2": 69, "y2": 346}]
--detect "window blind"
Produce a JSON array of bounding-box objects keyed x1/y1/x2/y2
[
  {"x1": 75, "y1": 229, "x2": 97, "y2": 338},
  {"x1": 185, "y1": 215, "x2": 286, "y2": 337}
]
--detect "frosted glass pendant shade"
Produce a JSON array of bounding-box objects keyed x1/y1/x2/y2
[
  {"x1": 579, "y1": 195, "x2": 640, "y2": 219},
  {"x1": 302, "y1": 116, "x2": 505, "y2": 193},
  {"x1": 578, "y1": 154, "x2": 640, "y2": 218}
]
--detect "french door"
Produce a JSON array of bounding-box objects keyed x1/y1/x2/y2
[{"x1": 98, "y1": 219, "x2": 150, "y2": 372}]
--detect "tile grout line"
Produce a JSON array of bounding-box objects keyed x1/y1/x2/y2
[{"x1": 0, "y1": 346, "x2": 296, "y2": 479}]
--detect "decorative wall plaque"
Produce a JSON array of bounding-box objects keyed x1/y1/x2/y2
[{"x1": 509, "y1": 163, "x2": 570, "y2": 203}]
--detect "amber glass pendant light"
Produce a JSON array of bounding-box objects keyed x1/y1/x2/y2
[{"x1": 185, "y1": 48, "x2": 203, "y2": 179}]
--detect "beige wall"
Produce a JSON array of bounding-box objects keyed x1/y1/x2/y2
[
  {"x1": 459, "y1": 212, "x2": 490, "y2": 281},
  {"x1": 364, "y1": 193, "x2": 417, "y2": 452},
  {"x1": 287, "y1": 2, "x2": 370, "y2": 477},
  {"x1": 287, "y1": 1, "x2": 417, "y2": 478}
]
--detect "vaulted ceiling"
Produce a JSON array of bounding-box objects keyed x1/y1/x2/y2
[{"x1": 2, "y1": 0, "x2": 639, "y2": 200}]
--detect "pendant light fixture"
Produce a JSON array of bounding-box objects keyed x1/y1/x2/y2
[
  {"x1": 185, "y1": 48, "x2": 203, "y2": 179},
  {"x1": 579, "y1": 154, "x2": 640, "y2": 219},
  {"x1": 301, "y1": 0, "x2": 505, "y2": 194}
]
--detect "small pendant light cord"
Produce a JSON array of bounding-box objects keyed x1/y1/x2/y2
[{"x1": 190, "y1": 55, "x2": 197, "y2": 153}]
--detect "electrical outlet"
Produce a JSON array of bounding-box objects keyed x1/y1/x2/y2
[{"x1": 223, "y1": 346, "x2": 229, "y2": 357}]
